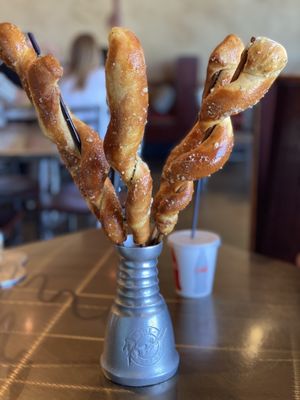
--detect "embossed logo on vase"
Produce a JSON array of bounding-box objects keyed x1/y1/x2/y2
[{"x1": 123, "y1": 326, "x2": 166, "y2": 366}]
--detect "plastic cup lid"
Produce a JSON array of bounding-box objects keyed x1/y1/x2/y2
[{"x1": 167, "y1": 230, "x2": 221, "y2": 247}]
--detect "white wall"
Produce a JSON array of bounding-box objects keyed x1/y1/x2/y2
[{"x1": 0, "y1": 0, "x2": 297, "y2": 80}]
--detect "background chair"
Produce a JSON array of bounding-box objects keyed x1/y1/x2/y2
[
  {"x1": 38, "y1": 106, "x2": 103, "y2": 238},
  {"x1": 144, "y1": 56, "x2": 199, "y2": 160},
  {"x1": 250, "y1": 76, "x2": 300, "y2": 264},
  {"x1": 0, "y1": 175, "x2": 38, "y2": 244},
  {"x1": 39, "y1": 182, "x2": 94, "y2": 238}
]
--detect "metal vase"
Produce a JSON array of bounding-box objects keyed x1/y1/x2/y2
[{"x1": 101, "y1": 235, "x2": 179, "y2": 387}]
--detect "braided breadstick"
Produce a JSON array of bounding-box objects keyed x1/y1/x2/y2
[
  {"x1": 164, "y1": 37, "x2": 287, "y2": 183},
  {"x1": 104, "y1": 27, "x2": 152, "y2": 245},
  {"x1": 152, "y1": 35, "x2": 243, "y2": 236},
  {"x1": 162, "y1": 34, "x2": 244, "y2": 183},
  {"x1": 202, "y1": 34, "x2": 245, "y2": 100},
  {"x1": 0, "y1": 23, "x2": 126, "y2": 244},
  {"x1": 153, "y1": 35, "x2": 287, "y2": 237},
  {"x1": 0, "y1": 22, "x2": 36, "y2": 100},
  {"x1": 199, "y1": 37, "x2": 288, "y2": 132},
  {"x1": 165, "y1": 36, "x2": 287, "y2": 182},
  {"x1": 163, "y1": 35, "x2": 244, "y2": 172},
  {"x1": 152, "y1": 180, "x2": 194, "y2": 238},
  {"x1": 28, "y1": 55, "x2": 126, "y2": 243}
]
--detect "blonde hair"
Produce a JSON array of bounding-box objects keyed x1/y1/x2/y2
[{"x1": 69, "y1": 34, "x2": 100, "y2": 90}]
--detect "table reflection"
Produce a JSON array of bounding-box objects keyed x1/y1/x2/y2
[{"x1": 173, "y1": 296, "x2": 218, "y2": 348}]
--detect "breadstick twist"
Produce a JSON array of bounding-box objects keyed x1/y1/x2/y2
[
  {"x1": 152, "y1": 180, "x2": 194, "y2": 238},
  {"x1": 152, "y1": 35, "x2": 243, "y2": 236},
  {"x1": 153, "y1": 35, "x2": 287, "y2": 237},
  {"x1": 162, "y1": 34, "x2": 245, "y2": 182},
  {"x1": 0, "y1": 23, "x2": 126, "y2": 244},
  {"x1": 165, "y1": 37, "x2": 287, "y2": 182},
  {"x1": 199, "y1": 37, "x2": 288, "y2": 132},
  {"x1": 0, "y1": 22, "x2": 36, "y2": 99},
  {"x1": 28, "y1": 55, "x2": 126, "y2": 244},
  {"x1": 104, "y1": 27, "x2": 152, "y2": 245},
  {"x1": 163, "y1": 35, "x2": 244, "y2": 172}
]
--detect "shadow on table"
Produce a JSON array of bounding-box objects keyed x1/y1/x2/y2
[{"x1": 20, "y1": 273, "x2": 106, "y2": 320}]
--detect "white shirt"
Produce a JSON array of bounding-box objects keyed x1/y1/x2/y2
[{"x1": 60, "y1": 67, "x2": 110, "y2": 139}]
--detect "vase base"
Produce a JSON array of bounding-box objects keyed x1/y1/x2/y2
[{"x1": 101, "y1": 353, "x2": 179, "y2": 387}]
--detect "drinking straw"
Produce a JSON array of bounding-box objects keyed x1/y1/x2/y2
[{"x1": 191, "y1": 179, "x2": 202, "y2": 239}]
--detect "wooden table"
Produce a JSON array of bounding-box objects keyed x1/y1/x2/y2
[
  {"x1": 0, "y1": 123, "x2": 60, "y2": 198},
  {"x1": 0, "y1": 229, "x2": 299, "y2": 399},
  {"x1": 0, "y1": 123, "x2": 56, "y2": 159}
]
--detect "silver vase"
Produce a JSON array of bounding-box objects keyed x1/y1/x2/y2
[{"x1": 101, "y1": 235, "x2": 179, "y2": 387}]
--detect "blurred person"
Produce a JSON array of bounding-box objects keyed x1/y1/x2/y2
[{"x1": 60, "y1": 33, "x2": 109, "y2": 139}]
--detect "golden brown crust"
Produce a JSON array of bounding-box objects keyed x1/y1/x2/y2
[
  {"x1": 153, "y1": 35, "x2": 287, "y2": 238},
  {"x1": 27, "y1": 55, "x2": 126, "y2": 244},
  {"x1": 26, "y1": 55, "x2": 74, "y2": 149},
  {"x1": 95, "y1": 178, "x2": 127, "y2": 244},
  {"x1": 104, "y1": 27, "x2": 148, "y2": 180},
  {"x1": 163, "y1": 119, "x2": 234, "y2": 182},
  {"x1": 199, "y1": 37, "x2": 288, "y2": 131},
  {"x1": 152, "y1": 180, "x2": 194, "y2": 236},
  {"x1": 0, "y1": 22, "x2": 126, "y2": 244},
  {"x1": 0, "y1": 23, "x2": 288, "y2": 244},
  {"x1": 163, "y1": 123, "x2": 206, "y2": 172},
  {"x1": 0, "y1": 22, "x2": 37, "y2": 99},
  {"x1": 153, "y1": 35, "x2": 242, "y2": 236},
  {"x1": 202, "y1": 34, "x2": 245, "y2": 99},
  {"x1": 163, "y1": 34, "x2": 243, "y2": 176},
  {"x1": 125, "y1": 159, "x2": 152, "y2": 243},
  {"x1": 73, "y1": 117, "x2": 110, "y2": 200},
  {"x1": 104, "y1": 27, "x2": 152, "y2": 244}
]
